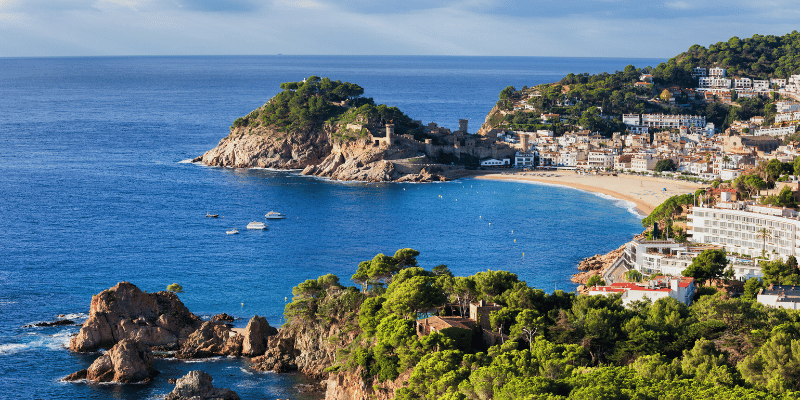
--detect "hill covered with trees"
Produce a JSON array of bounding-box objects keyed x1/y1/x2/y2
[
  {"x1": 481, "y1": 31, "x2": 800, "y2": 136},
  {"x1": 231, "y1": 76, "x2": 423, "y2": 138},
  {"x1": 280, "y1": 249, "x2": 800, "y2": 399}
]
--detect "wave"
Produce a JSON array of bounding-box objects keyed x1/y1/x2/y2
[
  {"x1": 503, "y1": 179, "x2": 645, "y2": 218},
  {"x1": 178, "y1": 159, "x2": 196, "y2": 164},
  {"x1": 0, "y1": 329, "x2": 75, "y2": 355}
]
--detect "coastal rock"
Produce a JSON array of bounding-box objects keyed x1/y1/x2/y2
[
  {"x1": 198, "y1": 121, "x2": 451, "y2": 183},
  {"x1": 69, "y1": 282, "x2": 202, "y2": 352},
  {"x1": 196, "y1": 127, "x2": 331, "y2": 170},
  {"x1": 165, "y1": 370, "x2": 240, "y2": 400},
  {"x1": 65, "y1": 339, "x2": 159, "y2": 384},
  {"x1": 176, "y1": 321, "x2": 242, "y2": 359},
  {"x1": 212, "y1": 313, "x2": 234, "y2": 322},
  {"x1": 325, "y1": 369, "x2": 410, "y2": 400},
  {"x1": 571, "y1": 244, "x2": 626, "y2": 284},
  {"x1": 250, "y1": 313, "x2": 360, "y2": 378},
  {"x1": 24, "y1": 319, "x2": 75, "y2": 328},
  {"x1": 241, "y1": 315, "x2": 278, "y2": 357}
]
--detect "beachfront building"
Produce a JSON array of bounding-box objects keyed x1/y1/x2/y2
[
  {"x1": 757, "y1": 285, "x2": 800, "y2": 310},
  {"x1": 514, "y1": 151, "x2": 537, "y2": 167},
  {"x1": 587, "y1": 151, "x2": 614, "y2": 169},
  {"x1": 620, "y1": 237, "x2": 761, "y2": 281},
  {"x1": 480, "y1": 158, "x2": 510, "y2": 167},
  {"x1": 688, "y1": 204, "x2": 800, "y2": 260},
  {"x1": 589, "y1": 276, "x2": 696, "y2": 306}
]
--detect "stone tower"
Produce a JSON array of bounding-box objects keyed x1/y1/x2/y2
[
  {"x1": 458, "y1": 119, "x2": 468, "y2": 133},
  {"x1": 386, "y1": 124, "x2": 395, "y2": 146},
  {"x1": 520, "y1": 134, "x2": 529, "y2": 152}
]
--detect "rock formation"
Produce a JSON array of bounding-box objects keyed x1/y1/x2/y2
[
  {"x1": 197, "y1": 121, "x2": 449, "y2": 183},
  {"x1": 250, "y1": 316, "x2": 359, "y2": 378},
  {"x1": 571, "y1": 244, "x2": 627, "y2": 284},
  {"x1": 69, "y1": 282, "x2": 202, "y2": 352},
  {"x1": 165, "y1": 370, "x2": 240, "y2": 400},
  {"x1": 325, "y1": 369, "x2": 410, "y2": 400},
  {"x1": 195, "y1": 127, "x2": 331, "y2": 170},
  {"x1": 64, "y1": 339, "x2": 159, "y2": 384},
  {"x1": 241, "y1": 315, "x2": 278, "y2": 356},
  {"x1": 175, "y1": 321, "x2": 243, "y2": 358}
]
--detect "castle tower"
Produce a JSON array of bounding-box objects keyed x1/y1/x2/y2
[
  {"x1": 520, "y1": 134, "x2": 529, "y2": 152},
  {"x1": 425, "y1": 139, "x2": 434, "y2": 156},
  {"x1": 459, "y1": 119, "x2": 468, "y2": 133},
  {"x1": 386, "y1": 124, "x2": 395, "y2": 146}
]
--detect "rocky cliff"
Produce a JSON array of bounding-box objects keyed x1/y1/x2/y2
[
  {"x1": 69, "y1": 282, "x2": 202, "y2": 352},
  {"x1": 196, "y1": 123, "x2": 447, "y2": 183},
  {"x1": 571, "y1": 244, "x2": 627, "y2": 285}
]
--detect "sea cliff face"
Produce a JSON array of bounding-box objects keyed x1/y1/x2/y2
[{"x1": 196, "y1": 124, "x2": 448, "y2": 183}]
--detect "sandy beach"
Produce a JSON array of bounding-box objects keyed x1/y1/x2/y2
[{"x1": 477, "y1": 172, "x2": 705, "y2": 215}]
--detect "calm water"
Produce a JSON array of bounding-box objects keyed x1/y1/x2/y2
[{"x1": 0, "y1": 56, "x2": 660, "y2": 399}]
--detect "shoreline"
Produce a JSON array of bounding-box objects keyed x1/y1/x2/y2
[{"x1": 477, "y1": 172, "x2": 705, "y2": 216}]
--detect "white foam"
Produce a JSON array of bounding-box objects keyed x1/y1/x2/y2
[
  {"x1": 0, "y1": 343, "x2": 30, "y2": 355},
  {"x1": 0, "y1": 329, "x2": 77, "y2": 355},
  {"x1": 504, "y1": 179, "x2": 645, "y2": 218},
  {"x1": 178, "y1": 159, "x2": 196, "y2": 164}
]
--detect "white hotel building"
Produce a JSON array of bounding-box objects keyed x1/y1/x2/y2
[{"x1": 688, "y1": 204, "x2": 800, "y2": 260}]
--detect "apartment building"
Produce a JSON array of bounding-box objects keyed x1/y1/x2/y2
[{"x1": 688, "y1": 204, "x2": 800, "y2": 260}]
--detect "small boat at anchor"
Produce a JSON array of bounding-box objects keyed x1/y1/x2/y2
[
  {"x1": 206, "y1": 212, "x2": 219, "y2": 218},
  {"x1": 226, "y1": 228, "x2": 239, "y2": 235},
  {"x1": 265, "y1": 211, "x2": 286, "y2": 219},
  {"x1": 247, "y1": 221, "x2": 267, "y2": 230}
]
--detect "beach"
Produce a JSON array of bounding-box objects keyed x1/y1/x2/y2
[{"x1": 477, "y1": 172, "x2": 705, "y2": 215}]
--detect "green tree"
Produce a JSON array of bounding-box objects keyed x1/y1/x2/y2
[
  {"x1": 682, "y1": 249, "x2": 728, "y2": 284},
  {"x1": 742, "y1": 277, "x2": 764, "y2": 301},
  {"x1": 739, "y1": 332, "x2": 800, "y2": 393},
  {"x1": 586, "y1": 275, "x2": 605, "y2": 287},
  {"x1": 166, "y1": 283, "x2": 183, "y2": 293},
  {"x1": 660, "y1": 89, "x2": 672, "y2": 102},
  {"x1": 654, "y1": 159, "x2": 676, "y2": 173}
]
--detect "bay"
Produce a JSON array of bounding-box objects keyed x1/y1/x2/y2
[{"x1": 0, "y1": 55, "x2": 660, "y2": 399}]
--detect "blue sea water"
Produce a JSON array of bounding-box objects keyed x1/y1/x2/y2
[{"x1": 0, "y1": 56, "x2": 663, "y2": 399}]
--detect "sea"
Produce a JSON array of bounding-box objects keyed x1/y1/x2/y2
[{"x1": 0, "y1": 55, "x2": 663, "y2": 399}]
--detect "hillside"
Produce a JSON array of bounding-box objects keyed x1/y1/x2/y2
[
  {"x1": 195, "y1": 77, "x2": 454, "y2": 182},
  {"x1": 479, "y1": 32, "x2": 800, "y2": 136}
]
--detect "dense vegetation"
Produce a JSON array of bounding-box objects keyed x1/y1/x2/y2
[
  {"x1": 231, "y1": 76, "x2": 423, "y2": 138},
  {"x1": 673, "y1": 31, "x2": 800, "y2": 80},
  {"x1": 488, "y1": 32, "x2": 800, "y2": 136},
  {"x1": 283, "y1": 249, "x2": 800, "y2": 399}
]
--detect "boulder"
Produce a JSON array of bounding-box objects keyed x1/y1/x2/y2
[
  {"x1": 212, "y1": 313, "x2": 234, "y2": 323},
  {"x1": 241, "y1": 315, "x2": 278, "y2": 357},
  {"x1": 69, "y1": 282, "x2": 202, "y2": 352},
  {"x1": 176, "y1": 321, "x2": 242, "y2": 358},
  {"x1": 64, "y1": 339, "x2": 159, "y2": 384},
  {"x1": 165, "y1": 370, "x2": 240, "y2": 400}
]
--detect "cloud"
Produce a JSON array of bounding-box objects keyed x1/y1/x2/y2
[
  {"x1": 0, "y1": 0, "x2": 799, "y2": 57},
  {"x1": 173, "y1": 0, "x2": 262, "y2": 13}
]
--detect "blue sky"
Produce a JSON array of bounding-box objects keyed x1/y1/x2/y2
[{"x1": 1, "y1": 0, "x2": 798, "y2": 57}]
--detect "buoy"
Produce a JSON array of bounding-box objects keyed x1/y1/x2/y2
[
  {"x1": 241, "y1": 303, "x2": 244, "y2": 307},
  {"x1": 511, "y1": 230, "x2": 514, "y2": 234},
  {"x1": 488, "y1": 222, "x2": 491, "y2": 225},
  {"x1": 522, "y1": 252, "x2": 525, "y2": 257},
  {"x1": 514, "y1": 239, "x2": 516, "y2": 242},
  {"x1": 479, "y1": 216, "x2": 482, "y2": 219}
]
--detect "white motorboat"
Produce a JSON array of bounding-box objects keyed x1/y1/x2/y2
[
  {"x1": 226, "y1": 228, "x2": 239, "y2": 235},
  {"x1": 265, "y1": 211, "x2": 286, "y2": 219},
  {"x1": 247, "y1": 221, "x2": 267, "y2": 230}
]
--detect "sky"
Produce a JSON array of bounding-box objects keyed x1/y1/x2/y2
[{"x1": 0, "y1": 0, "x2": 799, "y2": 57}]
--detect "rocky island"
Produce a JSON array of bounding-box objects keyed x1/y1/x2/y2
[{"x1": 195, "y1": 76, "x2": 519, "y2": 182}]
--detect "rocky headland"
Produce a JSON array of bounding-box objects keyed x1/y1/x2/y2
[{"x1": 195, "y1": 77, "x2": 513, "y2": 183}]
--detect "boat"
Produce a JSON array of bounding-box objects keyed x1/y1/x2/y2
[
  {"x1": 206, "y1": 212, "x2": 219, "y2": 218},
  {"x1": 226, "y1": 228, "x2": 239, "y2": 235},
  {"x1": 246, "y1": 221, "x2": 267, "y2": 230},
  {"x1": 265, "y1": 211, "x2": 286, "y2": 219}
]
